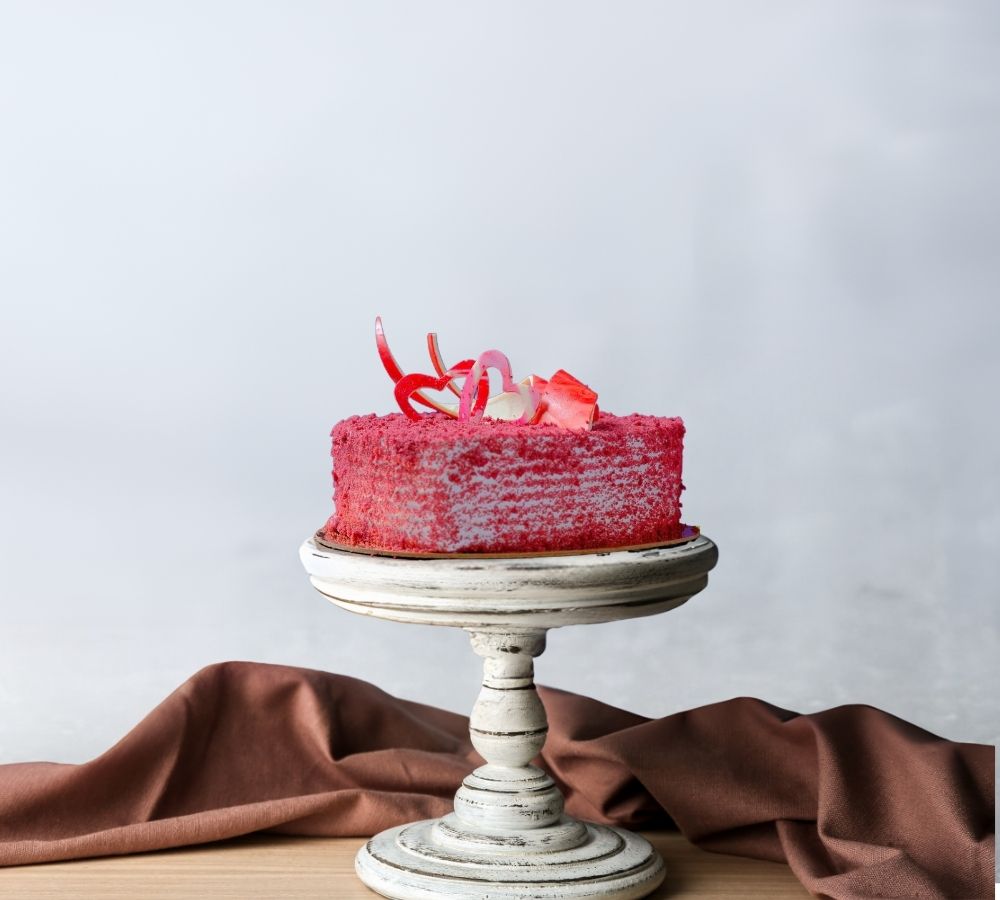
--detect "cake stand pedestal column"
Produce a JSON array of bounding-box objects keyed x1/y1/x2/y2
[{"x1": 301, "y1": 534, "x2": 718, "y2": 900}]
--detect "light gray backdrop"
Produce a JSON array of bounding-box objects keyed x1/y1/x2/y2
[{"x1": 1, "y1": 1, "x2": 998, "y2": 764}]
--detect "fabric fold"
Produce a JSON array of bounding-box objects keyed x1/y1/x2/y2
[{"x1": 0, "y1": 661, "x2": 993, "y2": 899}]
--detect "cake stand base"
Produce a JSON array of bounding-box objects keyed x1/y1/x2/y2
[
  {"x1": 301, "y1": 533, "x2": 718, "y2": 900},
  {"x1": 356, "y1": 815, "x2": 665, "y2": 900}
]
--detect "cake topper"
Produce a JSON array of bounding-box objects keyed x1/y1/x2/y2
[{"x1": 375, "y1": 316, "x2": 599, "y2": 431}]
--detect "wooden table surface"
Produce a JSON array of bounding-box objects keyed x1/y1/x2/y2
[{"x1": 0, "y1": 832, "x2": 811, "y2": 899}]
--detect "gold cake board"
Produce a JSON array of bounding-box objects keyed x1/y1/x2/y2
[{"x1": 315, "y1": 525, "x2": 701, "y2": 560}]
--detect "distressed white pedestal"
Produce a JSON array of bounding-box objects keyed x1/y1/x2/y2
[{"x1": 300, "y1": 534, "x2": 718, "y2": 900}]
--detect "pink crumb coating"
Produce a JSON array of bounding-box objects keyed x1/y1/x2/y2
[{"x1": 324, "y1": 412, "x2": 684, "y2": 554}]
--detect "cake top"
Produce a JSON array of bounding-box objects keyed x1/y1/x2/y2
[
  {"x1": 334, "y1": 410, "x2": 683, "y2": 443},
  {"x1": 375, "y1": 317, "x2": 600, "y2": 432}
]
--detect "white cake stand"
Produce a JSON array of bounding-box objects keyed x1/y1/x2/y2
[{"x1": 300, "y1": 532, "x2": 718, "y2": 900}]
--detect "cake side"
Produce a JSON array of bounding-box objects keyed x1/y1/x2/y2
[{"x1": 325, "y1": 412, "x2": 684, "y2": 554}]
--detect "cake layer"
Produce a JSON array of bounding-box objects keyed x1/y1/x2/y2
[{"x1": 325, "y1": 412, "x2": 684, "y2": 555}]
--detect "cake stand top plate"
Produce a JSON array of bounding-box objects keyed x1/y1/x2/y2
[{"x1": 300, "y1": 533, "x2": 718, "y2": 630}]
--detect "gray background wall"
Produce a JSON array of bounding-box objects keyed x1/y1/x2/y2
[{"x1": 1, "y1": 1, "x2": 997, "y2": 764}]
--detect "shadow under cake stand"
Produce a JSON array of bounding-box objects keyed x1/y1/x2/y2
[{"x1": 300, "y1": 532, "x2": 718, "y2": 900}]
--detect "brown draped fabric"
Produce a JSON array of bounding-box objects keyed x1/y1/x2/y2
[{"x1": 0, "y1": 662, "x2": 993, "y2": 898}]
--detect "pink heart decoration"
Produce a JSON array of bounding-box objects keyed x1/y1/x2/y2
[{"x1": 459, "y1": 350, "x2": 539, "y2": 424}]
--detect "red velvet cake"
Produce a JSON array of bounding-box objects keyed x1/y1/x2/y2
[{"x1": 323, "y1": 411, "x2": 685, "y2": 554}]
